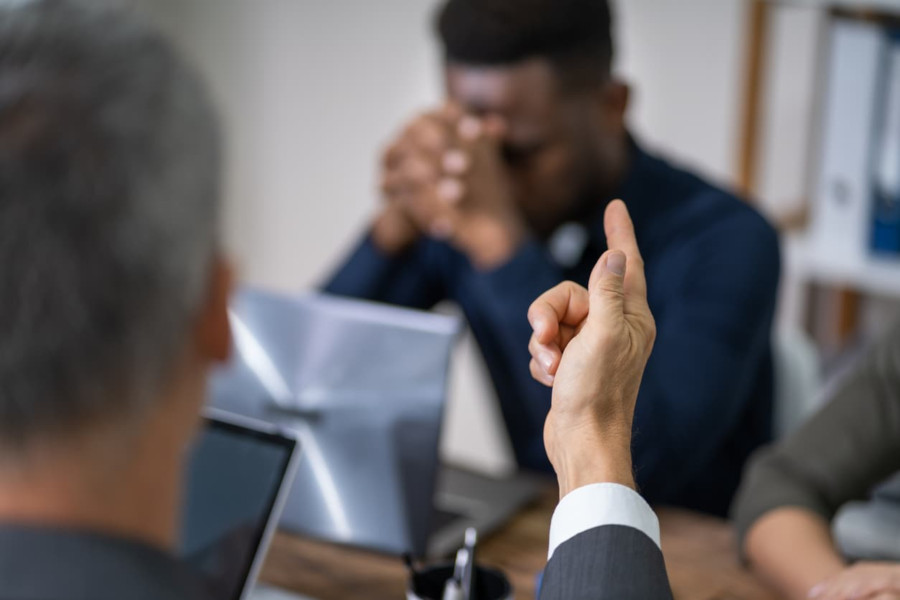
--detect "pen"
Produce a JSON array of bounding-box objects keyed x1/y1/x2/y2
[
  {"x1": 442, "y1": 548, "x2": 468, "y2": 600},
  {"x1": 461, "y1": 528, "x2": 477, "y2": 600}
]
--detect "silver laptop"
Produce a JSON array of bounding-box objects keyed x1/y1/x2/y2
[
  {"x1": 209, "y1": 288, "x2": 543, "y2": 559},
  {"x1": 180, "y1": 408, "x2": 301, "y2": 600}
]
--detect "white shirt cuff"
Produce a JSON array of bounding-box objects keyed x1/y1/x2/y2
[{"x1": 547, "y1": 483, "x2": 660, "y2": 560}]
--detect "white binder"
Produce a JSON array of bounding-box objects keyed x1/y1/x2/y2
[{"x1": 808, "y1": 19, "x2": 887, "y2": 273}]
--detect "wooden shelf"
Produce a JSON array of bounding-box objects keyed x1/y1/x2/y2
[{"x1": 803, "y1": 252, "x2": 900, "y2": 298}]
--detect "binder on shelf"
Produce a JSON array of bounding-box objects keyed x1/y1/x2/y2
[
  {"x1": 809, "y1": 19, "x2": 887, "y2": 273},
  {"x1": 870, "y1": 34, "x2": 900, "y2": 256}
]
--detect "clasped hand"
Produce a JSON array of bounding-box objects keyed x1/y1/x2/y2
[{"x1": 374, "y1": 104, "x2": 527, "y2": 269}]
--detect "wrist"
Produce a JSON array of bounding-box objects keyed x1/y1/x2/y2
[
  {"x1": 549, "y1": 420, "x2": 635, "y2": 498},
  {"x1": 371, "y1": 208, "x2": 419, "y2": 255},
  {"x1": 464, "y1": 214, "x2": 528, "y2": 270},
  {"x1": 556, "y1": 446, "x2": 634, "y2": 498}
]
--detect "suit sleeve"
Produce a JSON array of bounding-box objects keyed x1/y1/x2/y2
[
  {"x1": 541, "y1": 484, "x2": 671, "y2": 599},
  {"x1": 540, "y1": 525, "x2": 674, "y2": 600},
  {"x1": 630, "y1": 207, "x2": 780, "y2": 503},
  {"x1": 731, "y1": 322, "x2": 900, "y2": 551}
]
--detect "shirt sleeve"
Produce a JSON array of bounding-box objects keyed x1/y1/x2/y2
[
  {"x1": 548, "y1": 483, "x2": 661, "y2": 560},
  {"x1": 731, "y1": 321, "x2": 900, "y2": 553},
  {"x1": 322, "y1": 233, "x2": 446, "y2": 309}
]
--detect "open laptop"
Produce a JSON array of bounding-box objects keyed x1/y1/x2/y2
[
  {"x1": 180, "y1": 408, "x2": 301, "y2": 600},
  {"x1": 209, "y1": 288, "x2": 544, "y2": 559}
]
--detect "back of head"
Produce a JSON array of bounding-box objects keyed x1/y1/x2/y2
[
  {"x1": 0, "y1": 0, "x2": 221, "y2": 452},
  {"x1": 436, "y1": 0, "x2": 615, "y2": 91}
]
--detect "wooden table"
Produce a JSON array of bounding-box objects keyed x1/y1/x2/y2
[{"x1": 260, "y1": 487, "x2": 781, "y2": 600}]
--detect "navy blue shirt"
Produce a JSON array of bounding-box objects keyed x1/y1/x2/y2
[{"x1": 325, "y1": 141, "x2": 780, "y2": 516}]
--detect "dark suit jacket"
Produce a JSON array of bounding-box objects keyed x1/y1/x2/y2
[
  {"x1": 540, "y1": 525, "x2": 674, "y2": 600},
  {"x1": 0, "y1": 525, "x2": 212, "y2": 600}
]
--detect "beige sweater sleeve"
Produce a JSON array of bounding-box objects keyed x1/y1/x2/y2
[{"x1": 732, "y1": 323, "x2": 900, "y2": 551}]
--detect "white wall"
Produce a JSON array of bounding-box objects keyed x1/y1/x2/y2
[
  {"x1": 136, "y1": 0, "x2": 765, "y2": 474},
  {"x1": 617, "y1": 1, "x2": 748, "y2": 187}
]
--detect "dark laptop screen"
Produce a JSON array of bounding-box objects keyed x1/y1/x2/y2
[{"x1": 179, "y1": 415, "x2": 296, "y2": 600}]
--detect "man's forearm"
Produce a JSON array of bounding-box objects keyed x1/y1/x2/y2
[
  {"x1": 550, "y1": 420, "x2": 635, "y2": 498},
  {"x1": 745, "y1": 508, "x2": 846, "y2": 600},
  {"x1": 370, "y1": 208, "x2": 420, "y2": 256}
]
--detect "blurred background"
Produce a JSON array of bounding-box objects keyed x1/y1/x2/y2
[{"x1": 114, "y1": 0, "x2": 899, "y2": 475}]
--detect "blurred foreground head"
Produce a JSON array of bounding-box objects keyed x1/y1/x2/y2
[
  {"x1": 0, "y1": 0, "x2": 227, "y2": 459},
  {"x1": 436, "y1": 0, "x2": 629, "y2": 232}
]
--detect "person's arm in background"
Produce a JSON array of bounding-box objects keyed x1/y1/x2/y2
[
  {"x1": 629, "y1": 205, "x2": 780, "y2": 510},
  {"x1": 743, "y1": 510, "x2": 843, "y2": 599},
  {"x1": 323, "y1": 216, "x2": 446, "y2": 309},
  {"x1": 731, "y1": 323, "x2": 900, "y2": 600},
  {"x1": 527, "y1": 200, "x2": 672, "y2": 599}
]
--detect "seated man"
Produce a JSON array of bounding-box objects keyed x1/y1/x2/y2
[
  {"x1": 325, "y1": 0, "x2": 780, "y2": 516},
  {"x1": 0, "y1": 2, "x2": 666, "y2": 598},
  {"x1": 0, "y1": 2, "x2": 233, "y2": 598},
  {"x1": 732, "y1": 324, "x2": 900, "y2": 600}
]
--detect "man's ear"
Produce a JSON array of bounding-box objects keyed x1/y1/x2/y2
[
  {"x1": 603, "y1": 80, "x2": 630, "y2": 128},
  {"x1": 195, "y1": 255, "x2": 233, "y2": 364}
]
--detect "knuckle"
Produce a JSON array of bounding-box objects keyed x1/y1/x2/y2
[
  {"x1": 644, "y1": 315, "x2": 657, "y2": 344},
  {"x1": 554, "y1": 280, "x2": 583, "y2": 300},
  {"x1": 598, "y1": 280, "x2": 625, "y2": 299},
  {"x1": 529, "y1": 305, "x2": 551, "y2": 325}
]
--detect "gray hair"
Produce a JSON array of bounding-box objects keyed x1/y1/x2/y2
[{"x1": 0, "y1": 0, "x2": 221, "y2": 447}]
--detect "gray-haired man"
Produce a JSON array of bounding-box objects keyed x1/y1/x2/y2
[
  {"x1": 0, "y1": 2, "x2": 668, "y2": 598},
  {"x1": 0, "y1": 1, "x2": 232, "y2": 598}
]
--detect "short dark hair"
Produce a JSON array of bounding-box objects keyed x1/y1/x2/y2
[{"x1": 436, "y1": 0, "x2": 615, "y2": 92}]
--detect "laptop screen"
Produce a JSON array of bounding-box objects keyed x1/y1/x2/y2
[{"x1": 179, "y1": 413, "x2": 298, "y2": 600}]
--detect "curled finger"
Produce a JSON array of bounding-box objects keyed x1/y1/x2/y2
[
  {"x1": 528, "y1": 333, "x2": 561, "y2": 376},
  {"x1": 529, "y1": 358, "x2": 555, "y2": 387},
  {"x1": 528, "y1": 281, "x2": 590, "y2": 345}
]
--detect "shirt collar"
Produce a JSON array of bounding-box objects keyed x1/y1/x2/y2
[
  {"x1": 611, "y1": 136, "x2": 662, "y2": 236},
  {"x1": 578, "y1": 137, "x2": 660, "y2": 256}
]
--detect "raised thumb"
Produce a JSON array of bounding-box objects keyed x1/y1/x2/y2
[{"x1": 587, "y1": 250, "x2": 627, "y2": 321}]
